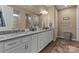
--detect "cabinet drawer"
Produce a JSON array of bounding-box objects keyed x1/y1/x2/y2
[
  {"x1": 5, "y1": 43, "x2": 25, "y2": 53},
  {"x1": 32, "y1": 34, "x2": 37, "y2": 39},
  {"x1": 22, "y1": 36, "x2": 31, "y2": 43},
  {"x1": 38, "y1": 35, "x2": 44, "y2": 40},
  {"x1": 4, "y1": 39, "x2": 21, "y2": 50},
  {"x1": 31, "y1": 34, "x2": 38, "y2": 53}
]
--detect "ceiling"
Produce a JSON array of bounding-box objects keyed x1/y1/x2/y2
[
  {"x1": 55, "y1": 5, "x2": 76, "y2": 10},
  {"x1": 10, "y1": 5, "x2": 76, "y2": 15},
  {"x1": 10, "y1": 5, "x2": 47, "y2": 15}
]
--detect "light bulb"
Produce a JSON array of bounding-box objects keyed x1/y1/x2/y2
[
  {"x1": 13, "y1": 14, "x2": 19, "y2": 17},
  {"x1": 64, "y1": 5, "x2": 68, "y2": 7}
]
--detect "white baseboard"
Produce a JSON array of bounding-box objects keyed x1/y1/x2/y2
[{"x1": 72, "y1": 39, "x2": 79, "y2": 42}]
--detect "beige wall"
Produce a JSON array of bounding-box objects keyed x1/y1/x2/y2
[{"x1": 58, "y1": 7, "x2": 76, "y2": 39}]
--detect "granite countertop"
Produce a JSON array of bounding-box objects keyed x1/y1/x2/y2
[{"x1": 0, "y1": 29, "x2": 53, "y2": 41}]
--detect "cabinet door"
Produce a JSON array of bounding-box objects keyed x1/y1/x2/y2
[
  {"x1": 38, "y1": 32, "x2": 49, "y2": 52},
  {"x1": 24, "y1": 40, "x2": 32, "y2": 53},
  {"x1": 4, "y1": 36, "x2": 32, "y2": 53},
  {"x1": 37, "y1": 31, "x2": 53, "y2": 52},
  {"x1": 44, "y1": 32, "x2": 48, "y2": 44},
  {"x1": 47, "y1": 31, "x2": 52, "y2": 43},
  {"x1": 22, "y1": 36, "x2": 32, "y2": 53},
  {"x1": 0, "y1": 42, "x2": 4, "y2": 53},
  {"x1": 31, "y1": 34, "x2": 38, "y2": 53},
  {"x1": 22, "y1": 36, "x2": 31, "y2": 43},
  {"x1": 38, "y1": 33, "x2": 44, "y2": 52},
  {"x1": 50, "y1": 31, "x2": 53, "y2": 41},
  {"x1": 5, "y1": 40, "x2": 31, "y2": 53}
]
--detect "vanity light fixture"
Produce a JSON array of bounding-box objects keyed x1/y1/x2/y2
[
  {"x1": 13, "y1": 14, "x2": 19, "y2": 17},
  {"x1": 40, "y1": 10, "x2": 48, "y2": 15},
  {"x1": 64, "y1": 5, "x2": 68, "y2": 7}
]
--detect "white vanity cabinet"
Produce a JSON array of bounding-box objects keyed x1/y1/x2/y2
[
  {"x1": 5, "y1": 41, "x2": 31, "y2": 53},
  {"x1": 37, "y1": 32, "x2": 45, "y2": 52},
  {"x1": 37, "y1": 30, "x2": 53, "y2": 52},
  {"x1": 45, "y1": 31, "x2": 52, "y2": 44},
  {"x1": 37, "y1": 31, "x2": 49, "y2": 52},
  {"x1": 4, "y1": 36, "x2": 32, "y2": 53},
  {"x1": 0, "y1": 30, "x2": 53, "y2": 53},
  {"x1": 31, "y1": 34, "x2": 38, "y2": 53}
]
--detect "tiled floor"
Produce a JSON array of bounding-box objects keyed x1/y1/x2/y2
[{"x1": 41, "y1": 39, "x2": 79, "y2": 53}]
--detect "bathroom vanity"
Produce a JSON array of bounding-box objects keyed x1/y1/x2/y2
[{"x1": 0, "y1": 29, "x2": 53, "y2": 53}]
